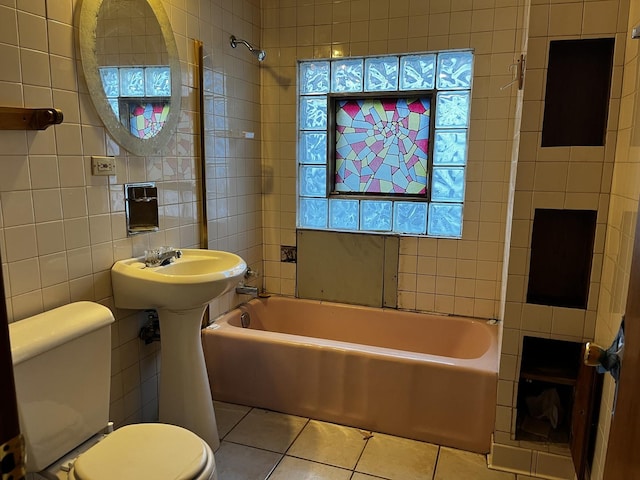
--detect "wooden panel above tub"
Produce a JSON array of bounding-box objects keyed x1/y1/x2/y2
[{"x1": 296, "y1": 230, "x2": 399, "y2": 308}]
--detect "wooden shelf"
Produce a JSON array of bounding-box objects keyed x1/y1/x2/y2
[
  {"x1": 0, "y1": 107, "x2": 63, "y2": 130},
  {"x1": 520, "y1": 368, "x2": 577, "y2": 386}
]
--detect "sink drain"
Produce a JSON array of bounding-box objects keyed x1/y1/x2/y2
[{"x1": 240, "y1": 311, "x2": 250, "y2": 328}]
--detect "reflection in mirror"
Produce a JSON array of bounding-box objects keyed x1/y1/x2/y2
[{"x1": 79, "y1": 0, "x2": 181, "y2": 156}]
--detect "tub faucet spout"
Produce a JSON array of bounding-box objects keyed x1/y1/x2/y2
[{"x1": 235, "y1": 284, "x2": 259, "y2": 296}]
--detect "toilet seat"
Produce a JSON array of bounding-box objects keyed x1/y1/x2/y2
[{"x1": 69, "y1": 423, "x2": 215, "y2": 480}]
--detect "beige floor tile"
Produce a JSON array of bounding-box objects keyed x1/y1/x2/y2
[
  {"x1": 355, "y1": 432, "x2": 439, "y2": 480},
  {"x1": 435, "y1": 447, "x2": 516, "y2": 480},
  {"x1": 287, "y1": 420, "x2": 369, "y2": 469},
  {"x1": 268, "y1": 456, "x2": 352, "y2": 480},
  {"x1": 225, "y1": 408, "x2": 309, "y2": 453},
  {"x1": 214, "y1": 401, "x2": 251, "y2": 439},
  {"x1": 214, "y1": 441, "x2": 281, "y2": 480},
  {"x1": 351, "y1": 473, "x2": 388, "y2": 479}
]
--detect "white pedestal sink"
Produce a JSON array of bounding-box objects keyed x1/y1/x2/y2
[{"x1": 111, "y1": 249, "x2": 247, "y2": 450}]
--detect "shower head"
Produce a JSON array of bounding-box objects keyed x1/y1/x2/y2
[{"x1": 229, "y1": 35, "x2": 266, "y2": 62}]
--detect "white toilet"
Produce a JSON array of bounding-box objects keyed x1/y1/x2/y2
[{"x1": 9, "y1": 301, "x2": 217, "y2": 480}]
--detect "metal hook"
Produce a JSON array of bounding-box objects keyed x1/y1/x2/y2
[{"x1": 500, "y1": 54, "x2": 526, "y2": 91}]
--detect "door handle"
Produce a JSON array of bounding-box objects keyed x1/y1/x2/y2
[{"x1": 584, "y1": 342, "x2": 607, "y2": 367}]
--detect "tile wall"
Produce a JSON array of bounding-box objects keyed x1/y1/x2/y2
[
  {"x1": 261, "y1": 0, "x2": 529, "y2": 321},
  {"x1": 591, "y1": 1, "x2": 639, "y2": 478},
  {"x1": 0, "y1": 0, "x2": 262, "y2": 426},
  {"x1": 494, "y1": 0, "x2": 632, "y2": 479}
]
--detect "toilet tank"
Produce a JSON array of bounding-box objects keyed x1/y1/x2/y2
[{"x1": 9, "y1": 301, "x2": 115, "y2": 472}]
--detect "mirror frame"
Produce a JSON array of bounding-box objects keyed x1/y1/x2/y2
[{"x1": 79, "y1": 0, "x2": 182, "y2": 156}]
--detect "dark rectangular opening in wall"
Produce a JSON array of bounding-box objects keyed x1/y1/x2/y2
[
  {"x1": 541, "y1": 38, "x2": 615, "y2": 147},
  {"x1": 517, "y1": 337, "x2": 582, "y2": 444},
  {"x1": 527, "y1": 209, "x2": 597, "y2": 309}
]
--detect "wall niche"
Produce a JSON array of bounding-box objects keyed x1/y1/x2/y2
[
  {"x1": 527, "y1": 209, "x2": 597, "y2": 309},
  {"x1": 517, "y1": 336, "x2": 603, "y2": 479},
  {"x1": 541, "y1": 38, "x2": 615, "y2": 147},
  {"x1": 517, "y1": 337, "x2": 582, "y2": 444}
]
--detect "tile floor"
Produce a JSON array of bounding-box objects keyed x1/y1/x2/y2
[{"x1": 213, "y1": 401, "x2": 521, "y2": 480}]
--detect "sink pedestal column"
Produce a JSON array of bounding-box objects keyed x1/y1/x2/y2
[{"x1": 156, "y1": 306, "x2": 219, "y2": 451}]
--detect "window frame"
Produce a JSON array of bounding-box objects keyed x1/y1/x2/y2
[{"x1": 327, "y1": 90, "x2": 436, "y2": 201}]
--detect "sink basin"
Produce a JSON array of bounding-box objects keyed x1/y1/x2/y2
[{"x1": 111, "y1": 249, "x2": 247, "y2": 310}]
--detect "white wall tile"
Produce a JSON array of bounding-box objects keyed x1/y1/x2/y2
[
  {"x1": 61, "y1": 187, "x2": 88, "y2": 218},
  {"x1": 32, "y1": 189, "x2": 63, "y2": 222},
  {"x1": 17, "y1": 11, "x2": 47, "y2": 52},
  {"x1": 20, "y1": 48, "x2": 50, "y2": 87},
  {"x1": 4, "y1": 224, "x2": 37, "y2": 261},
  {"x1": 29, "y1": 156, "x2": 59, "y2": 189},
  {"x1": 8, "y1": 258, "x2": 40, "y2": 295},
  {"x1": 489, "y1": 442, "x2": 532, "y2": 474},
  {"x1": 39, "y1": 252, "x2": 68, "y2": 288},
  {"x1": 548, "y1": 3, "x2": 584, "y2": 36},
  {"x1": 1, "y1": 191, "x2": 34, "y2": 226},
  {"x1": 47, "y1": 20, "x2": 74, "y2": 58},
  {"x1": 0, "y1": 6, "x2": 18, "y2": 45},
  {"x1": 534, "y1": 451, "x2": 574, "y2": 479},
  {"x1": 0, "y1": 44, "x2": 22, "y2": 82},
  {"x1": 583, "y1": 0, "x2": 620, "y2": 35},
  {"x1": 35, "y1": 221, "x2": 65, "y2": 255},
  {"x1": 66, "y1": 246, "x2": 92, "y2": 280}
]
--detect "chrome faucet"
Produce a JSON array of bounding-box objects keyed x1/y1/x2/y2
[
  {"x1": 144, "y1": 247, "x2": 182, "y2": 267},
  {"x1": 235, "y1": 284, "x2": 259, "y2": 296},
  {"x1": 235, "y1": 266, "x2": 259, "y2": 296}
]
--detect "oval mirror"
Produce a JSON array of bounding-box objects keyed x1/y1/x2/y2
[{"x1": 79, "y1": 0, "x2": 182, "y2": 156}]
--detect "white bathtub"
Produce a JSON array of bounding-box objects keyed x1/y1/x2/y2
[{"x1": 202, "y1": 296, "x2": 499, "y2": 453}]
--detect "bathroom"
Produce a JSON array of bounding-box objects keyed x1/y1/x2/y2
[{"x1": 0, "y1": 0, "x2": 638, "y2": 478}]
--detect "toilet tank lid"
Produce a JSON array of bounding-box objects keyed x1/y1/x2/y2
[{"x1": 9, "y1": 302, "x2": 115, "y2": 365}]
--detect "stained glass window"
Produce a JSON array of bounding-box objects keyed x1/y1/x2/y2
[
  {"x1": 128, "y1": 102, "x2": 170, "y2": 140},
  {"x1": 334, "y1": 98, "x2": 429, "y2": 194},
  {"x1": 298, "y1": 49, "x2": 473, "y2": 238}
]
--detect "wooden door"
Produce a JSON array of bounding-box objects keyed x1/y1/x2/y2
[
  {"x1": 570, "y1": 346, "x2": 603, "y2": 480},
  {"x1": 603, "y1": 200, "x2": 640, "y2": 479}
]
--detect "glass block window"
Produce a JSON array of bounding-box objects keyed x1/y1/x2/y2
[
  {"x1": 298, "y1": 50, "x2": 473, "y2": 238},
  {"x1": 98, "y1": 65, "x2": 171, "y2": 139}
]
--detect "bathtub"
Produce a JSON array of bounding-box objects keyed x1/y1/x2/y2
[{"x1": 202, "y1": 296, "x2": 499, "y2": 453}]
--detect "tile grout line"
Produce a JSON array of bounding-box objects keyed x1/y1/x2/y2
[
  {"x1": 350, "y1": 429, "x2": 375, "y2": 478},
  {"x1": 431, "y1": 446, "x2": 441, "y2": 480},
  {"x1": 220, "y1": 407, "x2": 448, "y2": 480},
  {"x1": 217, "y1": 403, "x2": 254, "y2": 442},
  {"x1": 263, "y1": 416, "x2": 312, "y2": 479}
]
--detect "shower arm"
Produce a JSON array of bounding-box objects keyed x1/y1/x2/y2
[{"x1": 229, "y1": 35, "x2": 266, "y2": 62}]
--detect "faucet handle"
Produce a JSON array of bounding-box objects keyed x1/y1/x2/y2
[
  {"x1": 245, "y1": 267, "x2": 258, "y2": 279},
  {"x1": 144, "y1": 248, "x2": 161, "y2": 264}
]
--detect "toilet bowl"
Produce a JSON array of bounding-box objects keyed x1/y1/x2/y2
[{"x1": 8, "y1": 302, "x2": 217, "y2": 480}]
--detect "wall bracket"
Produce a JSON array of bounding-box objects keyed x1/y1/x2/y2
[{"x1": 0, "y1": 107, "x2": 63, "y2": 130}]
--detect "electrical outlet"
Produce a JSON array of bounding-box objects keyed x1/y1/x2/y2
[{"x1": 91, "y1": 156, "x2": 116, "y2": 176}]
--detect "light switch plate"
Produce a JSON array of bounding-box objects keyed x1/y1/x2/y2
[{"x1": 91, "y1": 156, "x2": 116, "y2": 176}]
